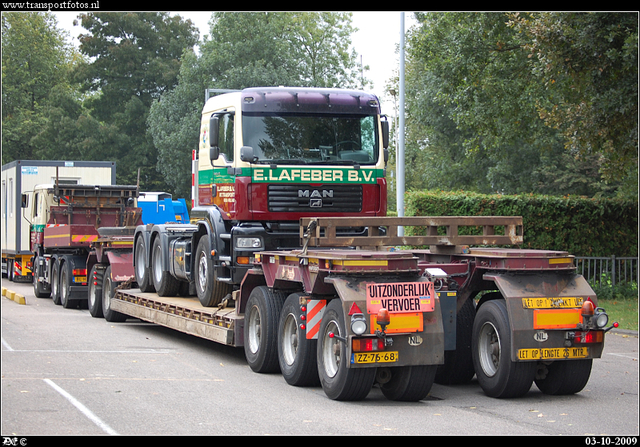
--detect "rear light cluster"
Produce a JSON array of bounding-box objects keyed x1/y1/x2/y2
[
  {"x1": 352, "y1": 337, "x2": 385, "y2": 352},
  {"x1": 573, "y1": 331, "x2": 604, "y2": 344}
]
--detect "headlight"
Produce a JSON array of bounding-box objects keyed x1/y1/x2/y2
[
  {"x1": 351, "y1": 313, "x2": 367, "y2": 335},
  {"x1": 236, "y1": 237, "x2": 262, "y2": 249},
  {"x1": 594, "y1": 307, "x2": 609, "y2": 328}
]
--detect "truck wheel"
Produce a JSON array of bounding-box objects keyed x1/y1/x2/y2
[
  {"x1": 32, "y1": 257, "x2": 50, "y2": 298},
  {"x1": 380, "y1": 365, "x2": 437, "y2": 401},
  {"x1": 435, "y1": 297, "x2": 476, "y2": 385},
  {"x1": 535, "y1": 359, "x2": 593, "y2": 395},
  {"x1": 195, "y1": 236, "x2": 231, "y2": 307},
  {"x1": 60, "y1": 261, "x2": 79, "y2": 309},
  {"x1": 151, "y1": 237, "x2": 179, "y2": 296},
  {"x1": 51, "y1": 259, "x2": 61, "y2": 305},
  {"x1": 88, "y1": 265, "x2": 104, "y2": 318},
  {"x1": 135, "y1": 236, "x2": 155, "y2": 293},
  {"x1": 278, "y1": 293, "x2": 320, "y2": 386},
  {"x1": 472, "y1": 299, "x2": 535, "y2": 398},
  {"x1": 102, "y1": 266, "x2": 127, "y2": 322},
  {"x1": 244, "y1": 286, "x2": 285, "y2": 373},
  {"x1": 317, "y1": 299, "x2": 375, "y2": 401}
]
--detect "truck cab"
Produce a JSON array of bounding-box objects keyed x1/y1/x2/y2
[{"x1": 134, "y1": 87, "x2": 390, "y2": 307}]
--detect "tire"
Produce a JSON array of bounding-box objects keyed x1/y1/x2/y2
[
  {"x1": 51, "y1": 259, "x2": 61, "y2": 305},
  {"x1": 60, "y1": 261, "x2": 79, "y2": 309},
  {"x1": 472, "y1": 299, "x2": 535, "y2": 398},
  {"x1": 88, "y1": 264, "x2": 104, "y2": 318},
  {"x1": 381, "y1": 365, "x2": 438, "y2": 401},
  {"x1": 317, "y1": 299, "x2": 375, "y2": 401},
  {"x1": 435, "y1": 297, "x2": 476, "y2": 385},
  {"x1": 135, "y1": 236, "x2": 155, "y2": 293},
  {"x1": 278, "y1": 293, "x2": 320, "y2": 386},
  {"x1": 151, "y1": 237, "x2": 179, "y2": 296},
  {"x1": 535, "y1": 359, "x2": 593, "y2": 395},
  {"x1": 102, "y1": 266, "x2": 127, "y2": 322},
  {"x1": 32, "y1": 256, "x2": 50, "y2": 298},
  {"x1": 195, "y1": 236, "x2": 231, "y2": 307},
  {"x1": 244, "y1": 286, "x2": 286, "y2": 373}
]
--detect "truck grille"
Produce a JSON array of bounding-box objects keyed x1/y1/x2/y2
[{"x1": 268, "y1": 184, "x2": 363, "y2": 213}]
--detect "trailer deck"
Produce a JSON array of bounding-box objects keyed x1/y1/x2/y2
[{"x1": 112, "y1": 289, "x2": 242, "y2": 346}]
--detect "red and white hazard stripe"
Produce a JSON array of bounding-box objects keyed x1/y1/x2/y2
[{"x1": 305, "y1": 300, "x2": 326, "y2": 340}]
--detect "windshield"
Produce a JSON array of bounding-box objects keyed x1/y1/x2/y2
[{"x1": 242, "y1": 113, "x2": 378, "y2": 164}]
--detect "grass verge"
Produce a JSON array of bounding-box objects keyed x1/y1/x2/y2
[{"x1": 591, "y1": 281, "x2": 638, "y2": 332}]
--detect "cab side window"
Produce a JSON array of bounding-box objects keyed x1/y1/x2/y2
[{"x1": 218, "y1": 112, "x2": 234, "y2": 162}]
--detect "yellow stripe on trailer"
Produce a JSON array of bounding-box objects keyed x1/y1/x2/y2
[
  {"x1": 333, "y1": 259, "x2": 388, "y2": 267},
  {"x1": 71, "y1": 235, "x2": 99, "y2": 243}
]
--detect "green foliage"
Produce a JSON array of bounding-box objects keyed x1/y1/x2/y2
[
  {"x1": 148, "y1": 12, "x2": 368, "y2": 198},
  {"x1": 405, "y1": 190, "x2": 638, "y2": 257},
  {"x1": 72, "y1": 12, "x2": 199, "y2": 190},
  {"x1": 509, "y1": 13, "x2": 638, "y2": 184},
  {"x1": 2, "y1": 12, "x2": 76, "y2": 164},
  {"x1": 400, "y1": 12, "x2": 638, "y2": 201}
]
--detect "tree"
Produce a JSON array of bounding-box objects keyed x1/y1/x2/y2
[
  {"x1": 508, "y1": 12, "x2": 638, "y2": 189},
  {"x1": 402, "y1": 12, "x2": 637, "y2": 198},
  {"x1": 74, "y1": 12, "x2": 198, "y2": 189},
  {"x1": 148, "y1": 12, "x2": 368, "y2": 198},
  {"x1": 1, "y1": 12, "x2": 75, "y2": 164}
]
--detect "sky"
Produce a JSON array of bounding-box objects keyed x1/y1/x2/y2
[{"x1": 52, "y1": 11, "x2": 418, "y2": 116}]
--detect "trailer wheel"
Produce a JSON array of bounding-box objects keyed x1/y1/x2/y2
[
  {"x1": 51, "y1": 259, "x2": 61, "y2": 305},
  {"x1": 380, "y1": 365, "x2": 437, "y2": 401},
  {"x1": 435, "y1": 297, "x2": 476, "y2": 385},
  {"x1": 195, "y1": 236, "x2": 231, "y2": 307},
  {"x1": 134, "y1": 236, "x2": 155, "y2": 293},
  {"x1": 317, "y1": 299, "x2": 375, "y2": 401},
  {"x1": 32, "y1": 256, "x2": 50, "y2": 298},
  {"x1": 244, "y1": 286, "x2": 286, "y2": 373},
  {"x1": 88, "y1": 264, "x2": 104, "y2": 318},
  {"x1": 278, "y1": 293, "x2": 320, "y2": 386},
  {"x1": 60, "y1": 261, "x2": 79, "y2": 309},
  {"x1": 535, "y1": 359, "x2": 593, "y2": 395},
  {"x1": 102, "y1": 266, "x2": 127, "y2": 322},
  {"x1": 472, "y1": 299, "x2": 535, "y2": 398},
  {"x1": 151, "y1": 237, "x2": 180, "y2": 296}
]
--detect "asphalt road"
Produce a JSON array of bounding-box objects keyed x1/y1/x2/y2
[{"x1": 2, "y1": 280, "x2": 638, "y2": 437}]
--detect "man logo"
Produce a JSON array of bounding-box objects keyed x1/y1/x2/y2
[{"x1": 299, "y1": 189, "x2": 333, "y2": 209}]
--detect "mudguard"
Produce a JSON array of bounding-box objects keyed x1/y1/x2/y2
[{"x1": 481, "y1": 272, "x2": 604, "y2": 362}]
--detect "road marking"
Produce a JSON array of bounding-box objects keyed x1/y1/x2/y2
[
  {"x1": 2, "y1": 337, "x2": 14, "y2": 351},
  {"x1": 606, "y1": 352, "x2": 638, "y2": 360},
  {"x1": 43, "y1": 378, "x2": 119, "y2": 435}
]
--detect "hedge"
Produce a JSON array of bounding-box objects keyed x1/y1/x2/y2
[{"x1": 405, "y1": 190, "x2": 638, "y2": 257}]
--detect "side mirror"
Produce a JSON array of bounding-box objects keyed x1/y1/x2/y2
[
  {"x1": 240, "y1": 146, "x2": 256, "y2": 162},
  {"x1": 209, "y1": 114, "x2": 220, "y2": 161},
  {"x1": 21, "y1": 193, "x2": 28, "y2": 208},
  {"x1": 381, "y1": 119, "x2": 390, "y2": 149}
]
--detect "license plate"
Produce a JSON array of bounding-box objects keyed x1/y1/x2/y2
[
  {"x1": 518, "y1": 347, "x2": 589, "y2": 360},
  {"x1": 353, "y1": 351, "x2": 399, "y2": 364},
  {"x1": 74, "y1": 276, "x2": 87, "y2": 283}
]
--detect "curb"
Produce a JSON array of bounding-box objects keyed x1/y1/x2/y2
[{"x1": 1, "y1": 287, "x2": 26, "y2": 305}]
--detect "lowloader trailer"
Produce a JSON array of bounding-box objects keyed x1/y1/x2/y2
[{"x1": 104, "y1": 216, "x2": 617, "y2": 401}]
